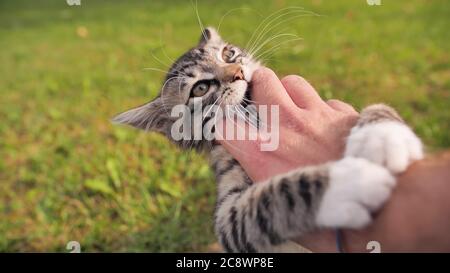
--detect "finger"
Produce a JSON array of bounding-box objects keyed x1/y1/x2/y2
[
  {"x1": 326, "y1": 99, "x2": 357, "y2": 113},
  {"x1": 281, "y1": 75, "x2": 326, "y2": 109},
  {"x1": 251, "y1": 67, "x2": 296, "y2": 109}
]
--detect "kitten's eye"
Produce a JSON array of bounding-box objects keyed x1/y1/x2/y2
[
  {"x1": 222, "y1": 46, "x2": 238, "y2": 63},
  {"x1": 191, "y1": 81, "x2": 210, "y2": 97}
]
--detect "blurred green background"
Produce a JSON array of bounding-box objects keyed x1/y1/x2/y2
[{"x1": 0, "y1": 0, "x2": 448, "y2": 252}]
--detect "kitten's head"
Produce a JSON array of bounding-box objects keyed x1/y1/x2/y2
[{"x1": 113, "y1": 27, "x2": 260, "y2": 150}]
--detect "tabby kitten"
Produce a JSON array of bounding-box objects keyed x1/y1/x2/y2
[{"x1": 113, "y1": 27, "x2": 423, "y2": 252}]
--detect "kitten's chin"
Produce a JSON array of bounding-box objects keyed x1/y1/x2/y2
[{"x1": 222, "y1": 80, "x2": 248, "y2": 106}]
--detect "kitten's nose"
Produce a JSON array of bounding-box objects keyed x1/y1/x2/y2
[
  {"x1": 233, "y1": 68, "x2": 244, "y2": 81},
  {"x1": 223, "y1": 64, "x2": 244, "y2": 82}
]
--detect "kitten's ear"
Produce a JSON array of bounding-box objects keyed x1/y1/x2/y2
[
  {"x1": 111, "y1": 97, "x2": 170, "y2": 133},
  {"x1": 198, "y1": 27, "x2": 222, "y2": 46}
]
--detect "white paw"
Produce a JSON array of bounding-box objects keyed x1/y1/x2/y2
[
  {"x1": 316, "y1": 157, "x2": 396, "y2": 229},
  {"x1": 345, "y1": 121, "x2": 423, "y2": 174}
]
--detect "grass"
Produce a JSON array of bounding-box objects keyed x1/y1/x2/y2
[{"x1": 0, "y1": 0, "x2": 448, "y2": 252}]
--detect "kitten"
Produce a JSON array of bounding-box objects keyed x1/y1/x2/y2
[{"x1": 113, "y1": 27, "x2": 423, "y2": 252}]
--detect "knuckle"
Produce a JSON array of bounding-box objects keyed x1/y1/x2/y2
[
  {"x1": 282, "y1": 106, "x2": 301, "y2": 118},
  {"x1": 284, "y1": 113, "x2": 305, "y2": 131}
]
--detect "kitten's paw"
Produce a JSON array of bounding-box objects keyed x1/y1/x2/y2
[
  {"x1": 345, "y1": 121, "x2": 423, "y2": 174},
  {"x1": 316, "y1": 157, "x2": 395, "y2": 229}
]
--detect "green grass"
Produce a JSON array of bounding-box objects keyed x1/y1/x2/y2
[{"x1": 0, "y1": 0, "x2": 449, "y2": 252}]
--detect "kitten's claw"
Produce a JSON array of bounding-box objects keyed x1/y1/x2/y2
[
  {"x1": 316, "y1": 157, "x2": 395, "y2": 229},
  {"x1": 344, "y1": 121, "x2": 423, "y2": 174}
]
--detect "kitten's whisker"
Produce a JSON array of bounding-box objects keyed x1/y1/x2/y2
[
  {"x1": 250, "y1": 33, "x2": 298, "y2": 58},
  {"x1": 202, "y1": 95, "x2": 221, "y2": 123},
  {"x1": 186, "y1": 96, "x2": 225, "y2": 151},
  {"x1": 258, "y1": 57, "x2": 274, "y2": 65},
  {"x1": 238, "y1": 105, "x2": 265, "y2": 129},
  {"x1": 234, "y1": 106, "x2": 248, "y2": 123},
  {"x1": 250, "y1": 32, "x2": 297, "y2": 58},
  {"x1": 239, "y1": 104, "x2": 259, "y2": 121},
  {"x1": 254, "y1": 37, "x2": 304, "y2": 60},
  {"x1": 160, "y1": 76, "x2": 185, "y2": 88},
  {"x1": 217, "y1": 7, "x2": 260, "y2": 33},
  {"x1": 213, "y1": 105, "x2": 264, "y2": 159},
  {"x1": 176, "y1": 76, "x2": 185, "y2": 98},
  {"x1": 159, "y1": 76, "x2": 185, "y2": 116},
  {"x1": 150, "y1": 48, "x2": 172, "y2": 69},
  {"x1": 143, "y1": 67, "x2": 169, "y2": 73},
  {"x1": 187, "y1": 96, "x2": 225, "y2": 151},
  {"x1": 227, "y1": 106, "x2": 252, "y2": 135},
  {"x1": 235, "y1": 106, "x2": 258, "y2": 129},
  {"x1": 191, "y1": 0, "x2": 207, "y2": 42},
  {"x1": 247, "y1": 8, "x2": 314, "y2": 55},
  {"x1": 215, "y1": 108, "x2": 263, "y2": 160},
  {"x1": 212, "y1": 97, "x2": 225, "y2": 130},
  {"x1": 159, "y1": 31, "x2": 176, "y2": 64},
  {"x1": 157, "y1": 32, "x2": 177, "y2": 67},
  {"x1": 143, "y1": 67, "x2": 189, "y2": 79},
  {"x1": 224, "y1": 107, "x2": 241, "y2": 133},
  {"x1": 258, "y1": 54, "x2": 277, "y2": 64},
  {"x1": 248, "y1": 12, "x2": 317, "y2": 57},
  {"x1": 242, "y1": 99, "x2": 259, "y2": 106},
  {"x1": 247, "y1": 8, "x2": 310, "y2": 54},
  {"x1": 241, "y1": 97, "x2": 257, "y2": 104},
  {"x1": 245, "y1": 7, "x2": 305, "y2": 51},
  {"x1": 143, "y1": 67, "x2": 174, "y2": 74}
]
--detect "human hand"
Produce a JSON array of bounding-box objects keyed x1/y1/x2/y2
[{"x1": 217, "y1": 67, "x2": 359, "y2": 182}]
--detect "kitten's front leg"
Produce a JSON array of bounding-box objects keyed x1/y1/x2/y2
[{"x1": 345, "y1": 104, "x2": 423, "y2": 173}]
